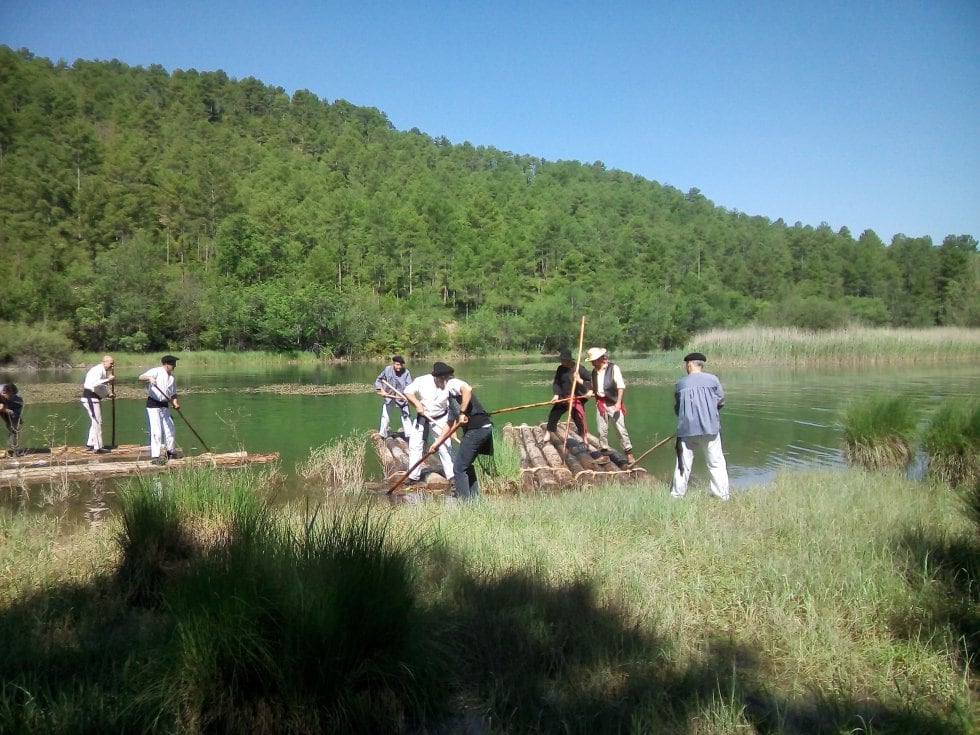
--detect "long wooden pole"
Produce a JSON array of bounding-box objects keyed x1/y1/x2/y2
[
  {"x1": 387, "y1": 419, "x2": 460, "y2": 495},
  {"x1": 561, "y1": 316, "x2": 587, "y2": 455},
  {"x1": 489, "y1": 399, "x2": 555, "y2": 415},
  {"x1": 109, "y1": 363, "x2": 117, "y2": 448},
  {"x1": 627, "y1": 434, "x2": 676, "y2": 468},
  {"x1": 175, "y1": 406, "x2": 213, "y2": 454},
  {"x1": 382, "y1": 379, "x2": 406, "y2": 400}
]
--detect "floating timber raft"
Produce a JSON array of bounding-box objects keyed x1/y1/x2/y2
[
  {"x1": 368, "y1": 430, "x2": 452, "y2": 493},
  {"x1": 369, "y1": 423, "x2": 648, "y2": 494},
  {"x1": 0, "y1": 443, "x2": 279, "y2": 488},
  {"x1": 503, "y1": 422, "x2": 648, "y2": 492}
]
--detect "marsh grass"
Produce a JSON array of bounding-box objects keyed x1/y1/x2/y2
[
  {"x1": 1, "y1": 467, "x2": 975, "y2": 733},
  {"x1": 688, "y1": 326, "x2": 980, "y2": 366},
  {"x1": 921, "y1": 399, "x2": 979, "y2": 490},
  {"x1": 298, "y1": 432, "x2": 366, "y2": 489},
  {"x1": 841, "y1": 395, "x2": 918, "y2": 470},
  {"x1": 477, "y1": 431, "x2": 524, "y2": 495}
]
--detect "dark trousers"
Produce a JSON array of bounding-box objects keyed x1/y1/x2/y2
[
  {"x1": 546, "y1": 399, "x2": 586, "y2": 437},
  {"x1": 452, "y1": 424, "x2": 493, "y2": 499}
]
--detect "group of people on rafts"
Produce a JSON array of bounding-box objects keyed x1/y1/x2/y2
[
  {"x1": 374, "y1": 348, "x2": 730, "y2": 501},
  {"x1": 75, "y1": 354, "x2": 183, "y2": 465}
]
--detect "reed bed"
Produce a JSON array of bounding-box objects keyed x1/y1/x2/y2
[
  {"x1": 688, "y1": 326, "x2": 980, "y2": 366},
  {"x1": 0, "y1": 467, "x2": 975, "y2": 733},
  {"x1": 841, "y1": 395, "x2": 918, "y2": 471},
  {"x1": 921, "y1": 398, "x2": 980, "y2": 490},
  {"x1": 298, "y1": 432, "x2": 367, "y2": 489}
]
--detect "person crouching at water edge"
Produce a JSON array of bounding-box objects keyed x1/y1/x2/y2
[
  {"x1": 139, "y1": 355, "x2": 180, "y2": 466},
  {"x1": 402, "y1": 361, "x2": 456, "y2": 486},
  {"x1": 81, "y1": 355, "x2": 115, "y2": 453},
  {"x1": 444, "y1": 366, "x2": 493, "y2": 500}
]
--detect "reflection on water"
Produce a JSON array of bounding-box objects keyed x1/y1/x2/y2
[{"x1": 1, "y1": 360, "x2": 976, "y2": 519}]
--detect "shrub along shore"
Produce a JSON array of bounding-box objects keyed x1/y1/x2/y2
[
  {"x1": 1, "y1": 325, "x2": 978, "y2": 371},
  {"x1": 0, "y1": 466, "x2": 975, "y2": 733}
]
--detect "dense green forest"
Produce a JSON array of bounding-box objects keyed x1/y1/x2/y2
[{"x1": 1, "y1": 46, "x2": 977, "y2": 360}]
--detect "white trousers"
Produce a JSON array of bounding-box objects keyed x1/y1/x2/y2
[
  {"x1": 379, "y1": 401, "x2": 412, "y2": 437},
  {"x1": 81, "y1": 396, "x2": 104, "y2": 450},
  {"x1": 407, "y1": 415, "x2": 454, "y2": 481},
  {"x1": 671, "y1": 434, "x2": 730, "y2": 500},
  {"x1": 146, "y1": 407, "x2": 176, "y2": 458}
]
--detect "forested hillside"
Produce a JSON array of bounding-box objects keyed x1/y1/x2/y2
[{"x1": 1, "y1": 46, "x2": 977, "y2": 358}]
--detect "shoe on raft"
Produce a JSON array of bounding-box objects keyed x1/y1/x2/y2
[
  {"x1": 94, "y1": 448, "x2": 111, "y2": 454},
  {"x1": 167, "y1": 450, "x2": 183, "y2": 459},
  {"x1": 150, "y1": 457, "x2": 168, "y2": 466}
]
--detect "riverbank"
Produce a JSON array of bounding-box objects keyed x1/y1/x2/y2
[
  {"x1": 1, "y1": 467, "x2": 974, "y2": 733},
  {"x1": 3, "y1": 326, "x2": 977, "y2": 374}
]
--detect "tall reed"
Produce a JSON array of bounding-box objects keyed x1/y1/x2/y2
[{"x1": 688, "y1": 326, "x2": 980, "y2": 366}]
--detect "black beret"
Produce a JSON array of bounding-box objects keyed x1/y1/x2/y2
[
  {"x1": 558, "y1": 348, "x2": 573, "y2": 360},
  {"x1": 683, "y1": 352, "x2": 707, "y2": 363},
  {"x1": 431, "y1": 361, "x2": 454, "y2": 377},
  {"x1": 391, "y1": 355, "x2": 405, "y2": 364}
]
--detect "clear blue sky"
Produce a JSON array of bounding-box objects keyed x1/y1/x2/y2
[{"x1": 3, "y1": 1, "x2": 977, "y2": 243}]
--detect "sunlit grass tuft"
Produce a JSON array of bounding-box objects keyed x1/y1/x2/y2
[{"x1": 841, "y1": 395, "x2": 918, "y2": 471}]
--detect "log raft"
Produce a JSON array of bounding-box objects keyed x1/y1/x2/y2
[
  {"x1": 369, "y1": 430, "x2": 452, "y2": 494},
  {"x1": 370, "y1": 423, "x2": 649, "y2": 494},
  {"x1": 0, "y1": 446, "x2": 279, "y2": 488}
]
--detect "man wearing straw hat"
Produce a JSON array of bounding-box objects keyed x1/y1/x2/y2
[{"x1": 587, "y1": 347, "x2": 634, "y2": 464}]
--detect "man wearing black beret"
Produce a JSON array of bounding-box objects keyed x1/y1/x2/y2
[{"x1": 670, "y1": 352, "x2": 730, "y2": 500}]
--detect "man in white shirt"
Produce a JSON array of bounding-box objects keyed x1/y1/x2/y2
[
  {"x1": 81, "y1": 355, "x2": 115, "y2": 453},
  {"x1": 138, "y1": 355, "x2": 180, "y2": 465},
  {"x1": 402, "y1": 361, "x2": 456, "y2": 484}
]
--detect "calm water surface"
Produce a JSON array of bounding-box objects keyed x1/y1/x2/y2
[{"x1": 4, "y1": 358, "x2": 977, "y2": 519}]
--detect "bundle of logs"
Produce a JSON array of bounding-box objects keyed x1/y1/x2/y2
[
  {"x1": 369, "y1": 423, "x2": 648, "y2": 494},
  {"x1": 502, "y1": 422, "x2": 648, "y2": 492}
]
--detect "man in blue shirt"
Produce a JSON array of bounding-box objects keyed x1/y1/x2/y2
[
  {"x1": 670, "y1": 352, "x2": 730, "y2": 500},
  {"x1": 374, "y1": 355, "x2": 413, "y2": 438}
]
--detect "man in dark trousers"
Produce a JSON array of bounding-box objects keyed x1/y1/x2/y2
[
  {"x1": 545, "y1": 348, "x2": 592, "y2": 443},
  {"x1": 443, "y1": 365, "x2": 493, "y2": 500},
  {"x1": 0, "y1": 383, "x2": 24, "y2": 456}
]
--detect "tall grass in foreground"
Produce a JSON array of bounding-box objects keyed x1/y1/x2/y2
[
  {"x1": 410, "y1": 470, "x2": 976, "y2": 733},
  {"x1": 841, "y1": 395, "x2": 918, "y2": 470},
  {"x1": 688, "y1": 325, "x2": 980, "y2": 366},
  {"x1": 1, "y1": 467, "x2": 975, "y2": 733}
]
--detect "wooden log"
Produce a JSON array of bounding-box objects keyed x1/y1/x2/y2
[
  {"x1": 505, "y1": 424, "x2": 536, "y2": 491},
  {"x1": 519, "y1": 425, "x2": 559, "y2": 492},
  {"x1": 530, "y1": 426, "x2": 573, "y2": 487},
  {"x1": 369, "y1": 431, "x2": 400, "y2": 481},
  {"x1": 0, "y1": 451, "x2": 279, "y2": 489}
]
